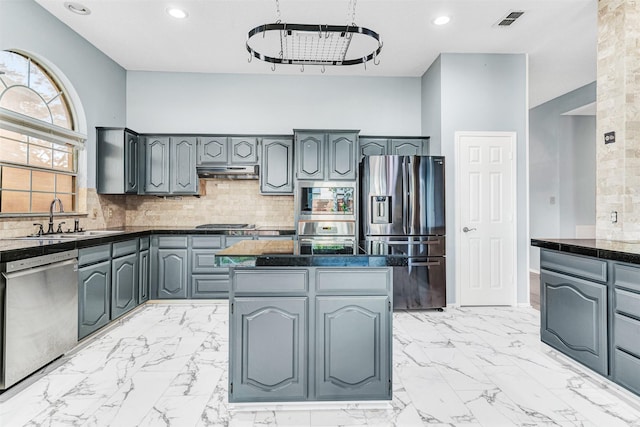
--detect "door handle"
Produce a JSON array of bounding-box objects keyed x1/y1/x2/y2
[{"x1": 462, "y1": 227, "x2": 476, "y2": 233}]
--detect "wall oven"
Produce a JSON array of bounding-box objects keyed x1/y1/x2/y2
[{"x1": 295, "y1": 181, "x2": 357, "y2": 254}]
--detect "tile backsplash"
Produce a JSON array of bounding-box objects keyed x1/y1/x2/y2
[{"x1": 0, "y1": 179, "x2": 293, "y2": 237}]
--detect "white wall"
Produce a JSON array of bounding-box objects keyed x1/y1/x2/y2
[
  {"x1": 421, "y1": 53, "x2": 529, "y2": 305},
  {"x1": 529, "y1": 82, "x2": 596, "y2": 271},
  {"x1": 0, "y1": 0, "x2": 127, "y2": 189},
  {"x1": 127, "y1": 72, "x2": 422, "y2": 135},
  {"x1": 421, "y1": 56, "x2": 442, "y2": 155}
]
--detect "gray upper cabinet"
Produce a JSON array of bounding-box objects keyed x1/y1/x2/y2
[
  {"x1": 197, "y1": 136, "x2": 259, "y2": 166},
  {"x1": 145, "y1": 136, "x2": 171, "y2": 193},
  {"x1": 198, "y1": 136, "x2": 228, "y2": 164},
  {"x1": 145, "y1": 136, "x2": 197, "y2": 195},
  {"x1": 230, "y1": 137, "x2": 258, "y2": 164},
  {"x1": 295, "y1": 131, "x2": 358, "y2": 181},
  {"x1": 261, "y1": 137, "x2": 294, "y2": 194},
  {"x1": 96, "y1": 127, "x2": 140, "y2": 194},
  {"x1": 327, "y1": 133, "x2": 357, "y2": 180},
  {"x1": 390, "y1": 138, "x2": 428, "y2": 155},
  {"x1": 170, "y1": 136, "x2": 198, "y2": 194},
  {"x1": 359, "y1": 137, "x2": 429, "y2": 161},
  {"x1": 296, "y1": 132, "x2": 325, "y2": 180}
]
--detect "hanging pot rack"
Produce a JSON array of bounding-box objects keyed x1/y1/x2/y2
[{"x1": 246, "y1": 22, "x2": 383, "y2": 67}]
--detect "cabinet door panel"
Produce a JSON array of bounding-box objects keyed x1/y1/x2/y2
[
  {"x1": 171, "y1": 137, "x2": 197, "y2": 194},
  {"x1": 359, "y1": 138, "x2": 389, "y2": 161},
  {"x1": 296, "y1": 133, "x2": 325, "y2": 179},
  {"x1": 315, "y1": 296, "x2": 390, "y2": 400},
  {"x1": 230, "y1": 137, "x2": 258, "y2": 164},
  {"x1": 541, "y1": 269, "x2": 608, "y2": 374},
  {"x1": 145, "y1": 136, "x2": 170, "y2": 193},
  {"x1": 198, "y1": 137, "x2": 228, "y2": 165},
  {"x1": 78, "y1": 260, "x2": 111, "y2": 339},
  {"x1": 230, "y1": 297, "x2": 307, "y2": 402},
  {"x1": 125, "y1": 131, "x2": 139, "y2": 193},
  {"x1": 157, "y1": 249, "x2": 188, "y2": 298},
  {"x1": 191, "y1": 275, "x2": 229, "y2": 298},
  {"x1": 139, "y1": 249, "x2": 149, "y2": 303},
  {"x1": 390, "y1": 139, "x2": 425, "y2": 156},
  {"x1": 328, "y1": 133, "x2": 357, "y2": 180},
  {"x1": 112, "y1": 253, "x2": 138, "y2": 319},
  {"x1": 261, "y1": 138, "x2": 293, "y2": 194}
]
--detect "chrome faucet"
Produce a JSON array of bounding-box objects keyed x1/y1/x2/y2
[{"x1": 47, "y1": 197, "x2": 64, "y2": 234}]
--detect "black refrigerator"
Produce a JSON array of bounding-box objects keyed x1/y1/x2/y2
[{"x1": 360, "y1": 155, "x2": 446, "y2": 310}]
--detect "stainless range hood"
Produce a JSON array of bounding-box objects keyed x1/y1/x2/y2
[{"x1": 196, "y1": 165, "x2": 259, "y2": 179}]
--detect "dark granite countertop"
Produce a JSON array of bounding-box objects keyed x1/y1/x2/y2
[
  {"x1": 0, "y1": 226, "x2": 295, "y2": 263},
  {"x1": 215, "y1": 239, "x2": 409, "y2": 268},
  {"x1": 531, "y1": 238, "x2": 640, "y2": 264}
]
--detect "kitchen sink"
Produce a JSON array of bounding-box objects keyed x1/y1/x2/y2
[{"x1": 15, "y1": 230, "x2": 122, "y2": 240}]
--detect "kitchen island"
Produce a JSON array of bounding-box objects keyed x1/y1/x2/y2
[
  {"x1": 218, "y1": 239, "x2": 396, "y2": 403},
  {"x1": 532, "y1": 238, "x2": 640, "y2": 398}
]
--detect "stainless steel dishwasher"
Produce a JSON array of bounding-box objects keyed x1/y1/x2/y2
[{"x1": 1, "y1": 249, "x2": 78, "y2": 389}]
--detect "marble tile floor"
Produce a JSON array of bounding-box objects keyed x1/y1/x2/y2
[{"x1": 2, "y1": 302, "x2": 640, "y2": 427}]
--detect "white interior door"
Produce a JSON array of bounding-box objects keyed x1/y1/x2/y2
[{"x1": 456, "y1": 132, "x2": 516, "y2": 306}]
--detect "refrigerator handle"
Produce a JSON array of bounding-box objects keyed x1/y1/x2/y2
[{"x1": 402, "y1": 157, "x2": 408, "y2": 234}]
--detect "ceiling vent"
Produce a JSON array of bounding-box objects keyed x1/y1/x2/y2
[{"x1": 496, "y1": 11, "x2": 524, "y2": 27}]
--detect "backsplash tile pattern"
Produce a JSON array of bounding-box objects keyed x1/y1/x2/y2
[{"x1": 597, "y1": 0, "x2": 640, "y2": 240}]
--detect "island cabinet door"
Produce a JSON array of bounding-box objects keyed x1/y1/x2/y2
[
  {"x1": 541, "y1": 269, "x2": 608, "y2": 375},
  {"x1": 230, "y1": 297, "x2": 308, "y2": 402},
  {"x1": 315, "y1": 296, "x2": 391, "y2": 400}
]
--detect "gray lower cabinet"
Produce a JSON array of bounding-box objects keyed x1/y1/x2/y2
[
  {"x1": 138, "y1": 249, "x2": 150, "y2": 303},
  {"x1": 315, "y1": 296, "x2": 390, "y2": 400},
  {"x1": 78, "y1": 244, "x2": 113, "y2": 340},
  {"x1": 612, "y1": 262, "x2": 640, "y2": 394},
  {"x1": 261, "y1": 137, "x2": 294, "y2": 194},
  {"x1": 540, "y1": 268, "x2": 608, "y2": 375},
  {"x1": 157, "y1": 248, "x2": 189, "y2": 298},
  {"x1": 111, "y1": 252, "x2": 138, "y2": 319},
  {"x1": 231, "y1": 297, "x2": 308, "y2": 401},
  {"x1": 191, "y1": 235, "x2": 226, "y2": 298},
  {"x1": 78, "y1": 260, "x2": 111, "y2": 340},
  {"x1": 229, "y1": 266, "x2": 392, "y2": 403}
]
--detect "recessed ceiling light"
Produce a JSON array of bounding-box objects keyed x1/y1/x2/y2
[
  {"x1": 433, "y1": 16, "x2": 451, "y2": 26},
  {"x1": 64, "y1": 2, "x2": 90, "y2": 15},
  {"x1": 166, "y1": 7, "x2": 188, "y2": 19}
]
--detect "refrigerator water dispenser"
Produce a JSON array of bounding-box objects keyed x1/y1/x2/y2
[{"x1": 372, "y1": 196, "x2": 391, "y2": 224}]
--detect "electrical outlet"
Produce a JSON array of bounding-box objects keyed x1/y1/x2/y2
[
  {"x1": 611, "y1": 210, "x2": 618, "y2": 223},
  {"x1": 108, "y1": 207, "x2": 113, "y2": 218},
  {"x1": 92, "y1": 208, "x2": 98, "y2": 218},
  {"x1": 605, "y1": 131, "x2": 616, "y2": 144},
  {"x1": 549, "y1": 196, "x2": 556, "y2": 205}
]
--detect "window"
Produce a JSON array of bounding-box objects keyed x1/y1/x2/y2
[{"x1": 0, "y1": 50, "x2": 83, "y2": 215}]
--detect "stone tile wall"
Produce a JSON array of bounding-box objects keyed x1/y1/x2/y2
[{"x1": 596, "y1": 0, "x2": 640, "y2": 240}]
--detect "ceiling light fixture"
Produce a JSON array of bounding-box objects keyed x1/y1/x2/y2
[
  {"x1": 246, "y1": 0, "x2": 382, "y2": 72},
  {"x1": 166, "y1": 7, "x2": 188, "y2": 19},
  {"x1": 433, "y1": 16, "x2": 450, "y2": 26},
  {"x1": 64, "y1": 2, "x2": 90, "y2": 15}
]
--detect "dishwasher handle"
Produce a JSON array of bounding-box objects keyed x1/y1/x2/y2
[
  {"x1": 3, "y1": 258, "x2": 78, "y2": 280},
  {"x1": 409, "y1": 259, "x2": 442, "y2": 267}
]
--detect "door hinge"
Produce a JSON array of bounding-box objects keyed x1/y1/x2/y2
[
  {"x1": 388, "y1": 379, "x2": 392, "y2": 393},
  {"x1": 388, "y1": 300, "x2": 391, "y2": 312},
  {"x1": 231, "y1": 302, "x2": 234, "y2": 314},
  {"x1": 230, "y1": 382, "x2": 233, "y2": 394}
]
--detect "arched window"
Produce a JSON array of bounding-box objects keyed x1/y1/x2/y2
[{"x1": 0, "y1": 50, "x2": 84, "y2": 215}]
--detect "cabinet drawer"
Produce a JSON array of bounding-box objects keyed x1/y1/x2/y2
[
  {"x1": 140, "y1": 237, "x2": 150, "y2": 250},
  {"x1": 613, "y1": 263, "x2": 640, "y2": 293},
  {"x1": 192, "y1": 235, "x2": 223, "y2": 248},
  {"x1": 157, "y1": 236, "x2": 188, "y2": 248},
  {"x1": 191, "y1": 275, "x2": 229, "y2": 298},
  {"x1": 613, "y1": 349, "x2": 640, "y2": 395},
  {"x1": 540, "y1": 250, "x2": 607, "y2": 283},
  {"x1": 79, "y1": 244, "x2": 111, "y2": 266},
  {"x1": 316, "y1": 268, "x2": 391, "y2": 294},
  {"x1": 192, "y1": 249, "x2": 226, "y2": 274},
  {"x1": 112, "y1": 239, "x2": 138, "y2": 257},
  {"x1": 614, "y1": 313, "x2": 640, "y2": 357},
  {"x1": 615, "y1": 288, "x2": 640, "y2": 319},
  {"x1": 233, "y1": 269, "x2": 308, "y2": 294}
]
